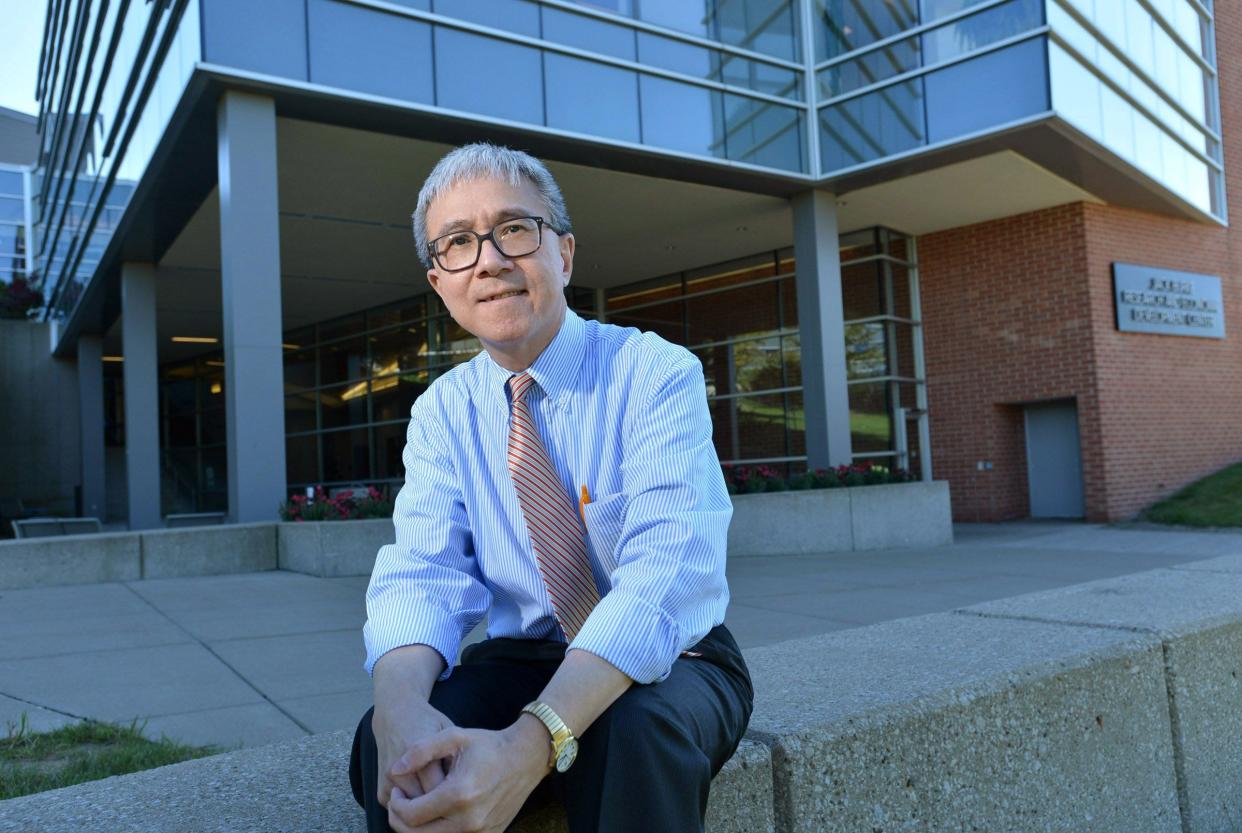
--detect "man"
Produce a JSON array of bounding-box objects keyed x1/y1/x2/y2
[{"x1": 349, "y1": 143, "x2": 752, "y2": 833}]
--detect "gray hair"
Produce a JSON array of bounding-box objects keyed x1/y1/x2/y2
[{"x1": 412, "y1": 143, "x2": 572, "y2": 269}]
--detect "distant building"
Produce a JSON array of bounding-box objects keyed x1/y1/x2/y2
[{"x1": 18, "y1": 0, "x2": 1235, "y2": 527}]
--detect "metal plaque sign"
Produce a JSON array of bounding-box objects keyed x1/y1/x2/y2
[{"x1": 1113, "y1": 262, "x2": 1225, "y2": 339}]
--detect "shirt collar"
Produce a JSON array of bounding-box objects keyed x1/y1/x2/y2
[{"x1": 482, "y1": 308, "x2": 586, "y2": 407}]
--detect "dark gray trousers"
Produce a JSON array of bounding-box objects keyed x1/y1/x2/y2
[{"x1": 350, "y1": 624, "x2": 752, "y2": 833}]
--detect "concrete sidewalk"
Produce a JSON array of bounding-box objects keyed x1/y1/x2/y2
[{"x1": 0, "y1": 521, "x2": 1237, "y2": 751}]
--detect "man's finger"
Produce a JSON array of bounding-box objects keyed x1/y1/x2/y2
[
  {"x1": 392, "y1": 729, "x2": 463, "y2": 776},
  {"x1": 389, "y1": 782, "x2": 462, "y2": 832},
  {"x1": 416, "y1": 760, "x2": 446, "y2": 794}
]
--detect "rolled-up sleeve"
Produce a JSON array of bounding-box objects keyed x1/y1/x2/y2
[
  {"x1": 363, "y1": 398, "x2": 491, "y2": 678},
  {"x1": 570, "y1": 355, "x2": 731, "y2": 684}
]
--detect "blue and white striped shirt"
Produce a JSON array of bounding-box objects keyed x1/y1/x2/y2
[{"x1": 363, "y1": 309, "x2": 732, "y2": 685}]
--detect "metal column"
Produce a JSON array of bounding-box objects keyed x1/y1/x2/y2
[
  {"x1": 792, "y1": 190, "x2": 852, "y2": 468},
  {"x1": 121, "y1": 263, "x2": 161, "y2": 529},
  {"x1": 217, "y1": 90, "x2": 287, "y2": 523},
  {"x1": 76, "y1": 335, "x2": 106, "y2": 521}
]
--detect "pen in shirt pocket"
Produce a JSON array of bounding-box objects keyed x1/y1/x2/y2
[{"x1": 579, "y1": 485, "x2": 591, "y2": 523}]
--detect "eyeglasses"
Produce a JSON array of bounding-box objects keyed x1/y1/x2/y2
[{"x1": 427, "y1": 216, "x2": 562, "y2": 273}]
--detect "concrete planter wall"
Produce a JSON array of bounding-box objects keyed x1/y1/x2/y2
[
  {"x1": 728, "y1": 480, "x2": 952, "y2": 556},
  {"x1": 277, "y1": 518, "x2": 394, "y2": 577}
]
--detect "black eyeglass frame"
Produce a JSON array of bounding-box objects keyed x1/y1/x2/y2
[{"x1": 426, "y1": 216, "x2": 564, "y2": 273}]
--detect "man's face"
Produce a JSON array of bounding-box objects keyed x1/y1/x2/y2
[{"x1": 424, "y1": 175, "x2": 574, "y2": 371}]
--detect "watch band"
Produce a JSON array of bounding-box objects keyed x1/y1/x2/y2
[{"x1": 521, "y1": 701, "x2": 578, "y2": 772}]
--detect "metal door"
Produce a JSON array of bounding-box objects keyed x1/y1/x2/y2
[{"x1": 1024, "y1": 400, "x2": 1085, "y2": 518}]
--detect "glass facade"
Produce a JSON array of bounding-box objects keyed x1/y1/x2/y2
[
  {"x1": 1045, "y1": 0, "x2": 1221, "y2": 215},
  {"x1": 815, "y1": 0, "x2": 1049, "y2": 174},
  {"x1": 150, "y1": 235, "x2": 923, "y2": 504},
  {"x1": 34, "y1": 0, "x2": 201, "y2": 323},
  {"x1": 303, "y1": 0, "x2": 809, "y2": 172},
  {"x1": 0, "y1": 164, "x2": 36, "y2": 319}
]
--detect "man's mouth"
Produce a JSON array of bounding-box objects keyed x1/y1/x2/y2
[{"x1": 481, "y1": 290, "x2": 526, "y2": 302}]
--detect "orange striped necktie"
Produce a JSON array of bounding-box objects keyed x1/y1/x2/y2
[{"x1": 506, "y1": 372, "x2": 600, "y2": 640}]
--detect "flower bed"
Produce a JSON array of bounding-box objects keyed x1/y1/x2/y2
[
  {"x1": 723, "y1": 462, "x2": 912, "y2": 495},
  {"x1": 279, "y1": 486, "x2": 394, "y2": 522}
]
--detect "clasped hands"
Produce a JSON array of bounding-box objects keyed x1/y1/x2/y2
[{"x1": 376, "y1": 702, "x2": 551, "y2": 833}]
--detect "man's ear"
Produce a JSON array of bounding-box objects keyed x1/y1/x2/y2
[
  {"x1": 558, "y1": 233, "x2": 575, "y2": 286},
  {"x1": 426, "y1": 268, "x2": 442, "y2": 295}
]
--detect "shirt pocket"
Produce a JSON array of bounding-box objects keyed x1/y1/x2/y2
[{"x1": 581, "y1": 492, "x2": 627, "y2": 579}]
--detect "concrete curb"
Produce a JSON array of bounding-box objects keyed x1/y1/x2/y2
[{"x1": 728, "y1": 481, "x2": 953, "y2": 557}]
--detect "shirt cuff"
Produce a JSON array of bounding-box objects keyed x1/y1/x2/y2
[
  {"x1": 569, "y1": 589, "x2": 681, "y2": 684},
  {"x1": 363, "y1": 608, "x2": 466, "y2": 680}
]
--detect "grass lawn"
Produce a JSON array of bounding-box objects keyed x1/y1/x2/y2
[
  {"x1": 0, "y1": 718, "x2": 219, "y2": 800},
  {"x1": 1143, "y1": 462, "x2": 1242, "y2": 527}
]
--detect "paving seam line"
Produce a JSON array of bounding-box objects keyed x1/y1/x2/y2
[
  {"x1": 0, "y1": 690, "x2": 87, "y2": 723},
  {"x1": 951, "y1": 608, "x2": 1157, "y2": 635},
  {"x1": 120, "y1": 583, "x2": 316, "y2": 735},
  {"x1": 0, "y1": 638, "x2": 195, "y2": 663},
  {"x1": 1160, "y1": 641, "x2": 1193, "y2": 833}
]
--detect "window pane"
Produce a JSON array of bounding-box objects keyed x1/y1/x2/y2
[
  {"x1": 545, "y1": 54, "x2": 640, "y2": 142},
  {"x1": 734, "y1": 392, "x2": 790, "y2": 458},
  {"x1": 434, "y1": 28, "x2": 543, "y2": 125},
  {"x1": 319, "y1": 312, "x2": 365, "y2": 342},
  {"x1": 368, "y1": 297, "x2": 427, "y2": 330},
  {"x1": 925, "y1": 37, "x2": 1048, "y2": 143},
  {"x1": 844, "y1": 321, "x2": 888, "y2": 380},
  {"x1": 374, "y1": 422, "x2": 407, "y2": 480},
  {"x1": 371, "y1": 375, "x2": 429, "y2": 423},
  {"x1": 542, "y1": 6, "x2": 635, "y2": 59},
  {"x1": 849, "y1": 382, "x2": 891, "y2": 453},
  {"x1": 201, "y1": 409, "x2": 226, "y2": 445},
  {"x1": 841, "y1": 261, "x2": 883, "y2": 319},
  {"x1": 607, "y1": 300, "x2": 684, "y2": 344},
  {"x1": 923, "y1": 0, "x2": 1041, "y2": 64},
  {"x1": 816, "y1": 0, "x2": 916, "y2": 62},
  {"x1": 320, "y1": 337, "x2": 367, "y2": 385},
  {"x1": 432, "y1": 0, "x2": 540, "y2": 36},
  {"x1": 640, "y1": 76, "x2": 725, "y2": 158},
  {"x1": 322, "y1": 427, "x2": 371, "y2": 481},
  {"x1": 286, "y1": 391, "x2": 317, "y2": 433},
  {"x1": 686, "y1": 282, "x2": 780, "y2": 346},
  {"x1": 307, "y1": 0, "x2": 434, "y2": 103},
  {"x1": 0, "y1": 170, "x2": 21, "y2": 195},
  {"x1": 369, "y1": 326, "x2": 429, "y2": 378},
  {"x1": 818, "y1": 34, "x2": 919, "y2": 98},
  {"x1": 636, "y1": 32, "x2": 716, "y2": 81},
  {"x1": 723, "y1": 95, "x2": 804, "y2": 171},
  {"x1": 820, "y1": 79, "x2": 925, "y2": 172},
  {"x1": 320, "y1": 381, "x2": 370, "y2": 429},
  {"x1": 286, "y1": 434, "x2": 318, "y2": 486},
  {"x1": 284, "y1": 348, "x2": 316, "y2": 390},
  {"x1": 0, "y1": 198, "x2": 24, "y2": 222},
  {"x1": 165, "y1": 413, "x2": 196, "y2": 448}
]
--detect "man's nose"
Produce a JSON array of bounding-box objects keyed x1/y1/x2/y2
[{"x1": 475, "y1": 236, "x2": 512, "y2": 274}]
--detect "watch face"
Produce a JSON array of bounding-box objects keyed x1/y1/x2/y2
[{"x1": 555, "y1": 738, "x2": 578, "y2": 773}]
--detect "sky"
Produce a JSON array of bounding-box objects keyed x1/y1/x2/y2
[{"x1": 0, "y1": 0, "x2": 50, "y2": 115}]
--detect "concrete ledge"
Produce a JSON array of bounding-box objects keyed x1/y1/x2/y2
[
  {"x1": 745, "y1": 613, "x2": 1180, "y2": 832},
  {"x1": 0, "y1": 731, "x2": 772, "y2": 833},
  {"x1": 141, "y1": 522, "x2": 278, "y2": 579},
  {"x1": 728, "y1": 481, "x2": 952, "y2": 557},
  {"x1": 277, "y1": 519, "x2": 392, "y2": 578},
  {"x1": 510, "y1": 739, "x2": 773, "y2": 833},
  {"x1": 962, "y1": 558, "x2": 1242, "y2": 833},
  {"x1": 0, "y1": 532, "x2": 140, "y2": 590}
]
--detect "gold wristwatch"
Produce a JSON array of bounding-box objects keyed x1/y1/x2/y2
[{"x1": 521, "y1": 701, "x2": 579, "y2": 773}]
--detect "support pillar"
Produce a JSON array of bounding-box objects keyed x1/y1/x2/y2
[
  {"x1": 121, "y1": 262, "x2": 161, "y2": 529},
  {"x1": 218, "y1": 90, "x2": 287, "y2": 523},
  {"x1": 77, "y1": 335, "x2": 106, "y2": 520},
  {"x1": 792, "y1": 190, "x2": 852, "y2": 469}
]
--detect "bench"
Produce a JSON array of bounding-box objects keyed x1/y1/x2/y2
[
  {"x1": 164, "y1": 512, "x2": 227, "y2": 528},
  {"x1": 10, "y1": 517, "x2": 103, "y2": 539}
]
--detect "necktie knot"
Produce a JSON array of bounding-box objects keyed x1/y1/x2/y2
[{"x1": 509, "y1": 372, "x2": 536, "y2": 404}]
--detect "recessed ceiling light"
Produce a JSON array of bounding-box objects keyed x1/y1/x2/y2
[{"x1": 171, "y1": 336, "x2": 219, "y2": 344}]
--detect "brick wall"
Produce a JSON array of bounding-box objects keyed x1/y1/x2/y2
[
  {"x1": 918, "y1": 204, "x2": 1107, "y2": 521},
  {"x1": 917, "y1": 6, "x2": 1242, "y2": 522}
]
